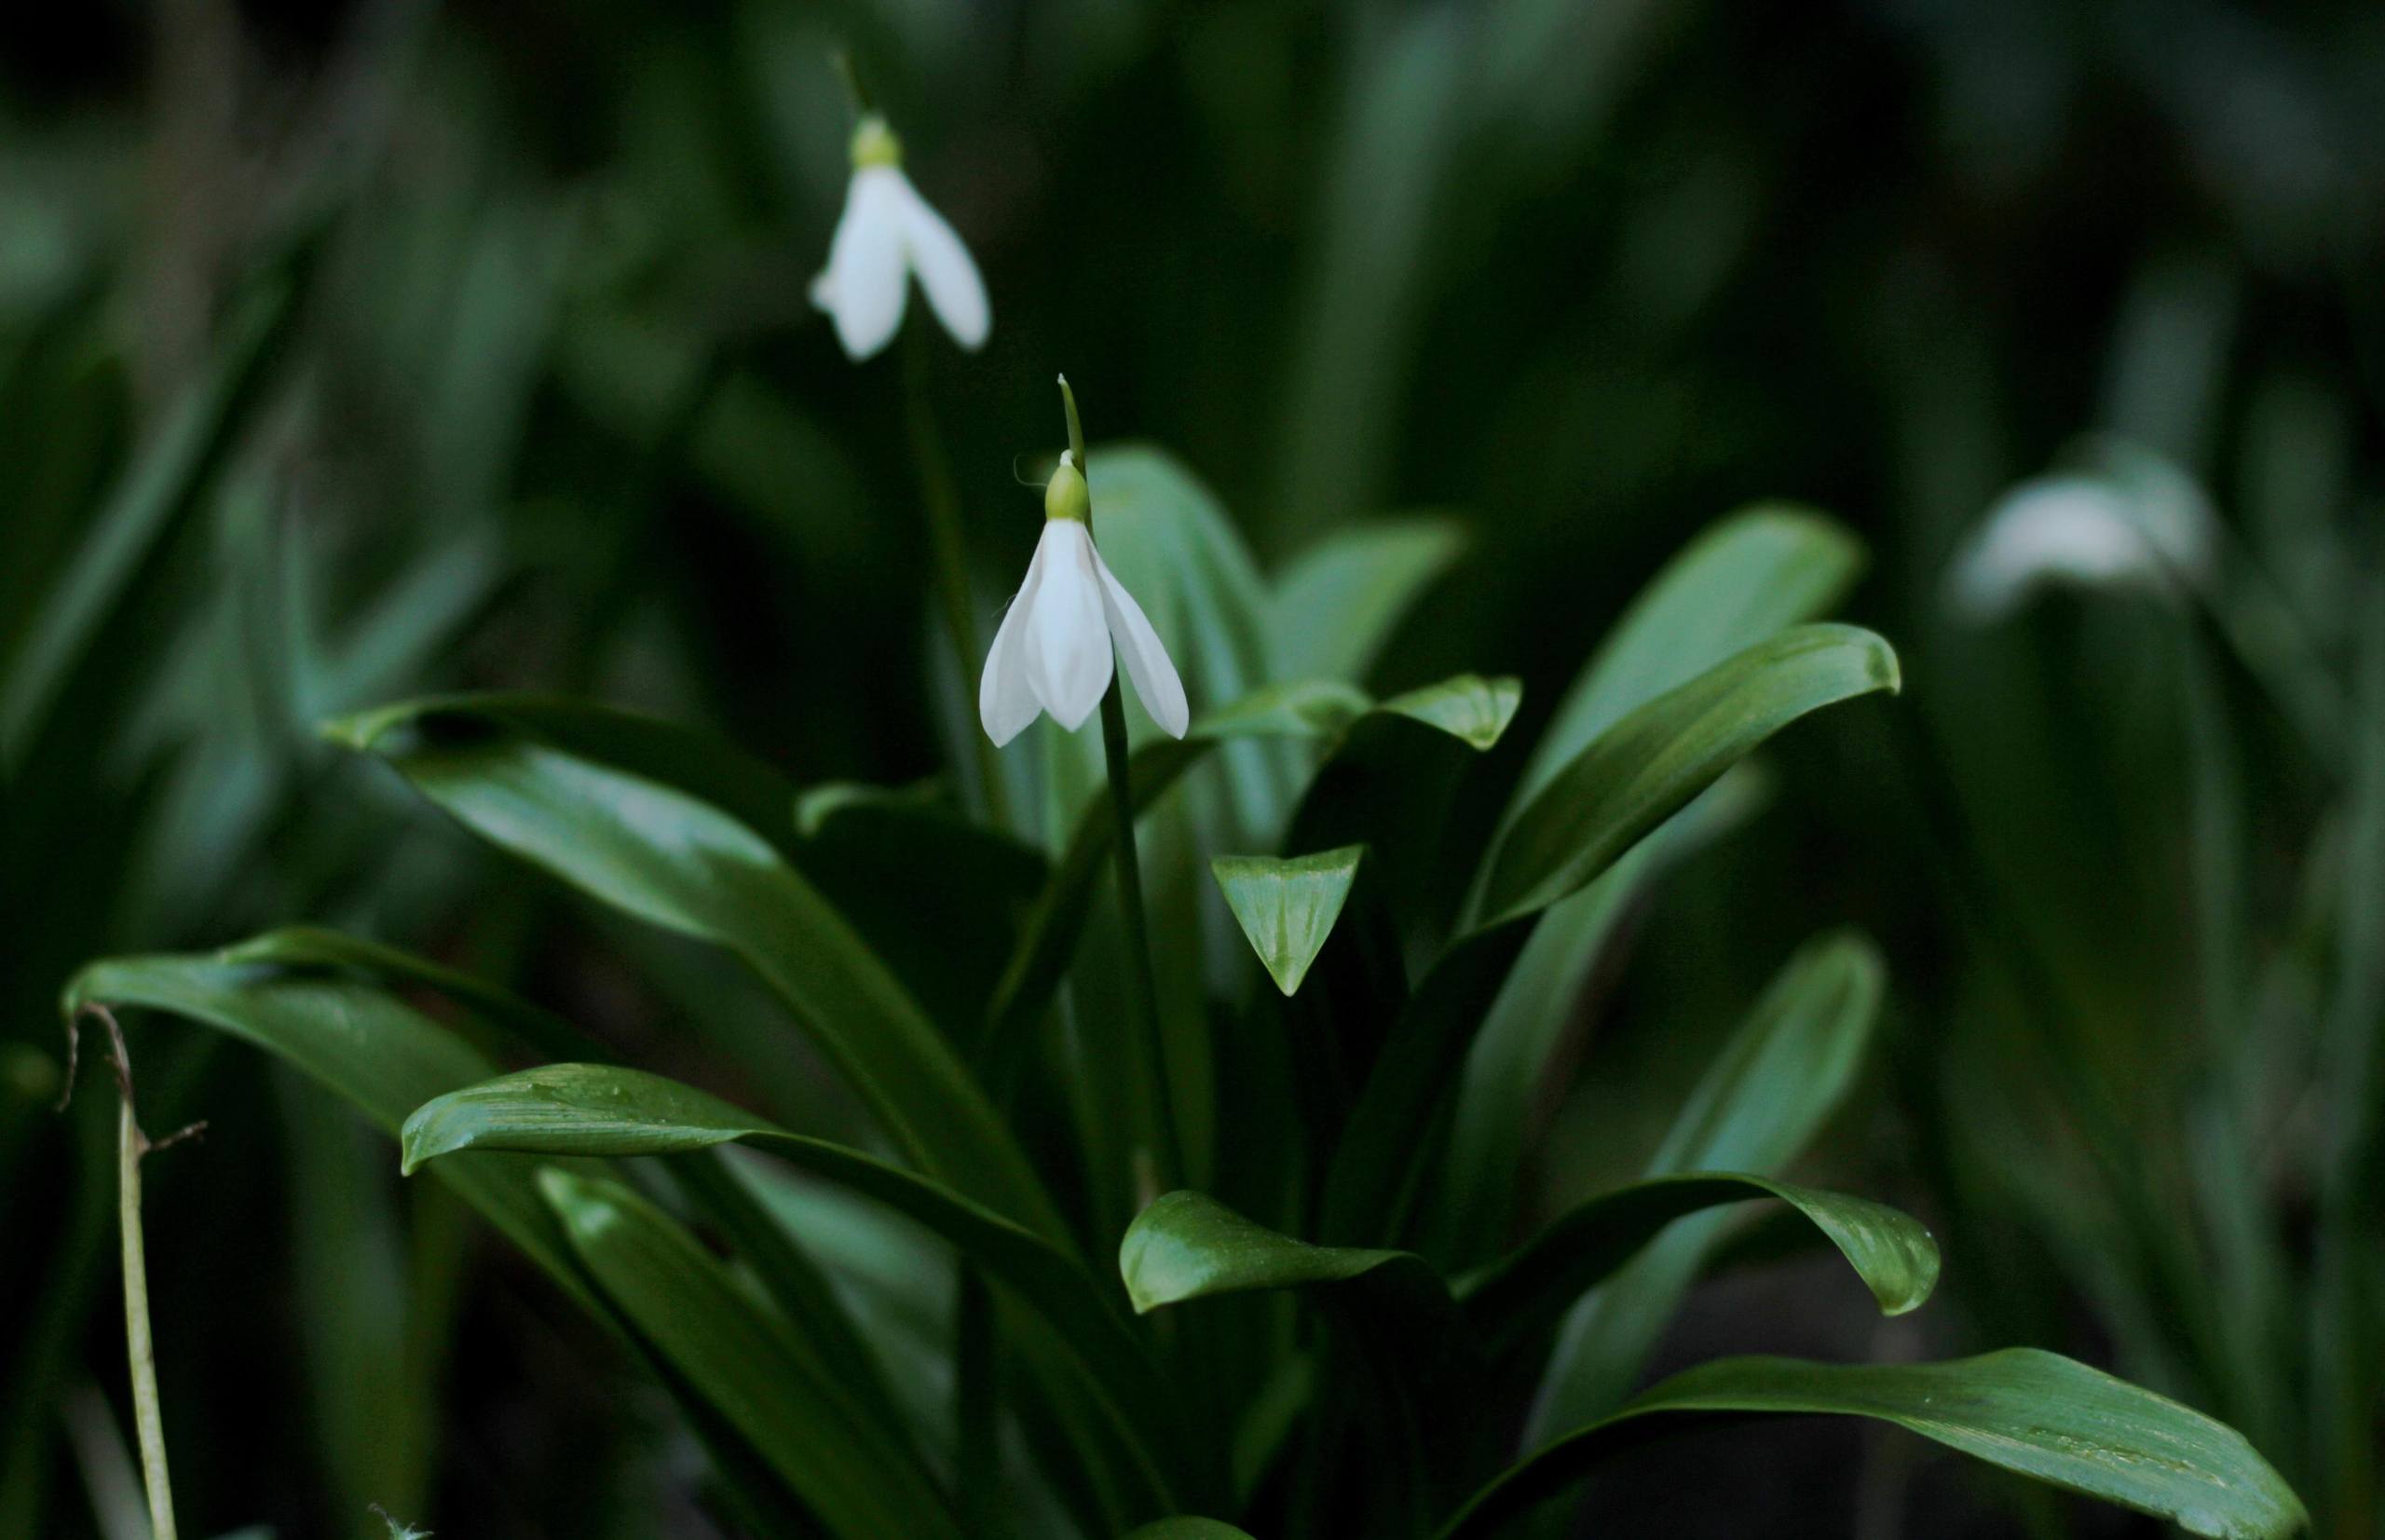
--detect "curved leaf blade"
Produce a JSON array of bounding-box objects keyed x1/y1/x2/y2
[
  {"x1": 60, "y1": 955, "x2": 896, "y2": 1531},
  {"x1": 1528, "y1": 932, "x2": 1885, "y2": 1438},
  {"x1": 1438, "y1": 1351, "x2": 2306, "y2": 1540},
  {"x1": 63, "y1": 955, "x2": 590, "y2": 1302},
  {"x1": 402, "y1": 1062, "x2": 1182, "y2": 1493},
  {"x1": 1210, "y1": 847, "x2": 1365, "y2": 997},
  {"x1": 1517, "y1": 504, "x2": 1867, "y2": 806},
  {"x1": 1373, "y1": 674, "x2": 1520, "y2": 751},
  {"x1": 1458, "y1": 1172, "x2": 1937, "y2": 1356},
  {"x1": 330, "y1": 700, "x2": 1064, "y2": 1243},
  {"x1": 1481, "y1": 624, "x2": 1900, "y2": 926},
  {"x1": 1438, "y1": 505, "x2": 1863, "y2": 1265},
  {"x1": 1119, "y1": 1191, "x2": 1434, "y2": 1316}
]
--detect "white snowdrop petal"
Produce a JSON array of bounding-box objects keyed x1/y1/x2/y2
[
  {"x1": 893, "y1": 171, "x2": 990, "y2": 350},
  {"x1": 980, "y1": 533, "x2": 1051, "y2": 746},
  {"x1": 818, "y1": 168, "x2": 910, "y2": 361},
  {"x1": 1092, "y1": 547, "x2": 1188, "y2": 738},
  {"x1": 1950, "y1": 478, "x2": 2167, "y2": 621},
  {"x1": 1024, "y1": 523, "x2": 1112, "y2": 730}
]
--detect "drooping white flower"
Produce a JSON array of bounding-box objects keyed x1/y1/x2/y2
[
  {"x1": 1948, "y1": 462, "x2": 2216, "y2": 621},
  {"x1": 810, "y1": 116, "x2": 989, "y2": 361},
  {"x1": 980, "y1": 451, "x2": 1189, "y2": 746}
]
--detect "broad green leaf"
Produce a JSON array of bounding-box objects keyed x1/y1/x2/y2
[
  {"x1": 329, "y1": 692, "x2": 803, "y2": 855},
  {"x1": 218, "y1": 925, "x2": 590, "y2": 1064},
  {"x1": 1210, "y1": 847, "x2": 1365, "y2": 997},
  {"x1": 1372, "y1": 674, "x2": 1520, "y2": 751},
  {"x1": 402, "y1": 1062, "x2": 1182, "y2": 1496},
  {"x1": 1457, "y1": 1172, "x2": 1938, "y2": 1356},
  {"x1": 1120, "y1": 1191, "x2": 1436, "y2": 1316},
  {"x1": 1329, "y1": 632, "x2": 1893, "y2": 1247},
  {"x1": 59, "y1": 951, "x2": 916, "y2": 1530},
  {"x1": 1439, "y1": 1351, "x2": 2306, "y2": 1540},
  {"x1": 1270, "y1": 515, "x2": 1467, "y2": 683},
  {"x1": 538, "y1": 1168, "x2": 964, "y2": 1540},
  {"x1": 1479, "y1": 624, "x2": 1900, "y2": 926},
  {"x1": 1427, "y1": 770, "x2": 1765, "y2": 1263},
  {"x1": 329, "y1": 700, "x2": 1064, "y2": 1243},
  {"x1": 1437, "y1": 507, "x2": 1862, "y2": 1265},
  {"x1": 63, "y1": 956, "x2": 592, "y2": 1307},
  {"x1": 1121, "y1": 1521, "x2": 1261, "y2": 1540},
  {"x1": 1528, "y1": 932, "x2": 1884, "y2": 1440},
  {"x1": 1518, "y1": 505, "x2": 1867, "y2": 803}
]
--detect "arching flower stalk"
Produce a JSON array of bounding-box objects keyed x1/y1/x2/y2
[{"x1": 982, "y1": 376, "x2": 1188, "y2": 1190}]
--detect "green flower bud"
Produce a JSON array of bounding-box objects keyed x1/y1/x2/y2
[
  {"x1": 1044, "y1": 452, "x2": 1090, "y2": 523},
  {"x1": 850, "y1": 115, "x2": 902, "y2": 170}
]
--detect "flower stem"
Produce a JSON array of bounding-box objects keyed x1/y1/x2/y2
[
  {"x1": 117, "y1": 1095, "x2": 176, "y2": 1540},
  {"x1": 1097, "y1": 678, "x2": 1183, "y2": 1191},
  {"x1": 64, "y1": 1006, "x2": 189, "y2": 1540},
  {"x1": 906, "y1": 330, "x2": 1010, "y2": 827}
]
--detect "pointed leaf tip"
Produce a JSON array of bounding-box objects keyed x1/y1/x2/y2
[
  {"x1": 1211, "y1": 846, "x2": 1365, "y2": 996},
  {"x1": 1375, "y1": 674, "x2": 1522, "y2": 749}
]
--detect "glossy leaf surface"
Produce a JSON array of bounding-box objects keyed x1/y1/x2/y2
[
  {"x1": 1481, "y1": 623, "x2": 1900, "y2": 926},
  {"x1": 1443, "y1": 1351, "x2": 2307, "y2": 1540}
]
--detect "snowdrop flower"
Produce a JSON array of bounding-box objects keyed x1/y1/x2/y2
[
  {"x1": 810, "y1": 115, "x2": 989, "y2": 361},
  {"x1": 1949, "y1": 468, "x2": 2215, "y2": 621},
  {"x1": 980, "y1": 445, "x2": 1189, "y2": 746}
]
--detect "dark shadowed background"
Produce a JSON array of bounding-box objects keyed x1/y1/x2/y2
[{"x1": 4, "y1": 0, "x2": 2378, "y2": 1535}]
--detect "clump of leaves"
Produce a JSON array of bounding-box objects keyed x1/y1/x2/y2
[{"x1": 69, "y1": 478, "x2": 2304, "y2": 1537}]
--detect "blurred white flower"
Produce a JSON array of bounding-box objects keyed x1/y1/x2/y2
[
  {"x1": 980, "y1": 452, "x2": 1188, "y2": 745},
  {"x1": 1948, "y1": 466, "x2": 2216, "y2": 621},
  {"x1": 810, "y1": 116, "x2": 989, "y2": 361}
]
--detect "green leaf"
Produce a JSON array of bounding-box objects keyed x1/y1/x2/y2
[
  {"x1": 1120, "y1": 1191, "x2": 1435, "y2": 1316},
  {"x1": 1270, "y1": 516, "x2": 1467, "y2": 683},
  {"x1": 1479, "y1": 623, "x2": 1900, "y2": 926},
  {"x1": 329, "y1": 699, "x2": 1064, "y2": 1243},
  {"x1": 1457, "y1": 1172, "x2": 1938, "y2": 1356},
  {"x1": 1518, "y1": 505, "x2": 1867, "y2": 801},
  {"x1": 1210, "y1": 847, "x2": 1366, "y2": 997},
  {"x1": 326, "y1": 692, "x2": 801, "y2": 855},
  {"x1": 402, "y1": 1062, "x2": 1183, "y2": 1501},
  {"x1": 1438, "y1": 1351, "x2": 2307, "y2": 1540},
  {"x1": 217, "y1": 925, "x2": 591, "y2": 1064},
  {"x1": 1427, "y1": 770, "x2": 1765, "y2": 1263},
  {"x1": 1121, "y1": 1520, "x2": 1261, "y2": 1540},
  {"x1": 1372, "y1": 674, "x2": 1520, "y2": 751},
  {"x1": 63, "y1": 956, "x2": 593, "y2": 1307},
  {"x1": 59, "y1": 952, "x2": 911, "y2": 1531},
  {"x1": 1436, "y1": 506, "x2": 1863, "y2": 1265},
  {"x1": 1326, "y1": 628, "x2": 1894, "y2": 1248},
  {"x1": 1528, "y1": 932, "x2": 1885, "y2": 1439},
  {"x1": 538, "y1": 1167, "x2": 966, "y2": 1540}
]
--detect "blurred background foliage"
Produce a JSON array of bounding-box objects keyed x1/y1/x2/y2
[{"x1": 2, "y1": 0, "x2": 2378, "y2": 1534}]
